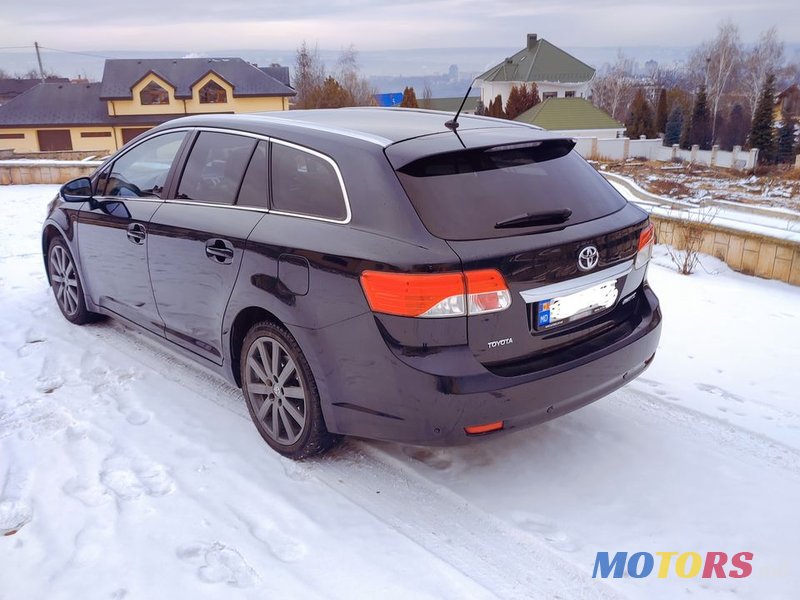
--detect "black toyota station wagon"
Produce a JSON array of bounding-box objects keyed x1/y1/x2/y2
[{"x1": 43, "y1": 108, "x2": 662, "y2": 458}]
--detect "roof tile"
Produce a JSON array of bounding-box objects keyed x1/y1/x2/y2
[
  {"x1": 100, "y1": 58, "x2": 295, "y2": 99},
  {"x1": 478, "y1": 38, "x2": 595, "y2": 84},
  {"x1": 515, "y1": 98, "x2": 623, "y2": 130}
]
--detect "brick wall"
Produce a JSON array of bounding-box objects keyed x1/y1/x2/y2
[{"x1": 0, "y1": 163, "x2": 101, "y2": 185}]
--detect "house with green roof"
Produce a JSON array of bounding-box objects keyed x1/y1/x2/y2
[
  {"x1": 515, "y1": 97, "x2": 625, "y2": 138},
  {"x1": 476, "y1": 34, "x2": 595, "y2": 108}
]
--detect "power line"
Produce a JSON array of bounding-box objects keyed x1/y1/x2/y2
[
  {"x1": 38, "y1": 46, "x2": 112, "y2": 60},
  {"x1": 0, "y1": 45, "x2": 33, "y2": 51}
]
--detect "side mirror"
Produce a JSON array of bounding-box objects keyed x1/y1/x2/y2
[{"x1": 60, "y1": 177, "x2": 94, "y2": 202}]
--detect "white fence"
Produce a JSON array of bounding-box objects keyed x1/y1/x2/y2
[{"x1": 571, "y1": 136, "x2": 759, "y2": 170}]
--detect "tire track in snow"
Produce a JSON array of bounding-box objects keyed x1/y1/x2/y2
[
  {"x1": 59, "y1": 319, "x2": 625, "y2": 600},
  {"x1": 38, "y1": 309, "x2": 800, "y2": 597},
  {"x1": 614, "y1": 386, "x2": 800, "y2": 476},
  {"x1": 313, "y1": 443, "x2": 624, "y2": 600}
]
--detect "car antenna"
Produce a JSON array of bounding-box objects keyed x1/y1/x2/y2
[{"x1": 445, "y1": 78, "x2": 475, "y2": 132}]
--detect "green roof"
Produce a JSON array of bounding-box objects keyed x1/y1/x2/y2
[
  {"x1": 515, "y1": 98, "x2": 623, "y2": 131},
  {"x1": 478, "y1": 36, "x2": 595, "y2": 84},
  {"x1": 425, "y1": 96, "x2": 479, "y2": 112}
]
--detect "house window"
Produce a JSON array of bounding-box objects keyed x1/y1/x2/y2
[
  {"x1": 542, "y1": 92, "x2": 557, "y2": 99},
  {"x1": 199, "y1": 80, "x2": 227, "y2": 104},
  {"x1": 140, "y1": 81, "x2": 169, "y2": 105},
  {"x1": 37, "y1": 130, "x2": 72, "y2": 151},
  {"x1": 565, "y1": 91, "x2": 575, "y2": 98}
]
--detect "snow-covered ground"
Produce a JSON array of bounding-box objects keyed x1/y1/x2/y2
[
  {"x1": 608, "y1": 177, "x2": 800, "y2": 243},
  {"x1": 1, "y1": 185, "x2": 798, "y2": 600}
]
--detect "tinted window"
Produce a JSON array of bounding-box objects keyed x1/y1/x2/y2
[
  {"x1": 396, "y1": 141, "x2": 626, "y2": 240},
  {"x1": 103, "y1": 131, "x2": 185, "y2": 198},
  {"x1": 271, "y1": 142, "x2": 347, "y2": 221},
  {"x1": 236, "y1": 141, "x2": 268, "y2": 209},
  {"x1": 178, "y1": 132, "x2": 257, "y2": 205}
]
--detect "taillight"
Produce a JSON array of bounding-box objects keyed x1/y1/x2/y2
[
  {"x1": 635, "y1": 223, "x2": 655, "y2": 269},
  {"x1": 360, "y1": 269, "x2": 511, "y2": 318},
  {"x1": 359, "y1": 271, "x2": 465, "y2": 317},
  {"x1": 465, "y1": 269, "x2": 512, "y2": 315}
]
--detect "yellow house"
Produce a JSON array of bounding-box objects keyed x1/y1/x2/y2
[{"x1": 0, "y1": 58, "x2": 295, "y2": 154}]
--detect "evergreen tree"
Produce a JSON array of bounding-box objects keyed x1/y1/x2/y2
[
  {"x1": 505, "y1": 83, "x2": 540, "y2": 120},
  {"x1": 474, "y1": 99, "x2": 486, "y2": 116},
  {"x1": 625, "y1": 88, "x2": 656, "y2": 139},
  {"x1": 400, "y1": 86, "x2": 419, "y2": 108},
  {"x1": 522, "y1": 82, "x2": 541, "y2": 111},
  {"x1": 714, "y1": 112, "x2": 727, "y2": 148},
  {"x1": 656, "y1": 88, "x2": 668, "y2": 134},
  {"x1": 796, "y1": 129, "x2": 800, "y2": 162},
  {"x1": 687, "y1": 85, "x2": 712, "y2": 150},
  {"x1": 719, "y1": 104, "x2": 750, "y2": 150},
  {"x1": 748, "y1": 73, "x2": 777, "y2": 164},
  {"x1": 505, "y1": 85, "x2": 524, "y2": 120},
  {"x1": 776, "y1": 119, "x2": 796, "y2": 164},
  {"x1": 489, "y1": 94, "x2": 505, "y2": 119},
  {"x1": 664, "y1": 106, "x2": 684, "y2": 146},
  {"x1": 312, "y1": 76, "x2": 353, "y2": 108},
  {"x1": 680, "y1": 110, "x2": 692, "y2": 149}
]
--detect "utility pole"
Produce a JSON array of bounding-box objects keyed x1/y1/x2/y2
[{"x1": 34, "y1": 42, "x2": 45, "y2": 82}]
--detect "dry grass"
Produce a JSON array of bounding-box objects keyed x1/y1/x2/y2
[
  {"x1": 646, "y1": 179, "x2": 692, "y2": 198},
  {"x1": 596, "y1": 159, "x2": 800, "y2": 210}
]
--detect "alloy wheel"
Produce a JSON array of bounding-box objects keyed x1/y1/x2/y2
[
  {"x1": 49, "y1": 244, "x2": 80, "y2": 317},
  {"x1": 245, "y1": 335, "x2": 307, "y2": 446}
]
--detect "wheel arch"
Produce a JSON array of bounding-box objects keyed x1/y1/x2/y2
[
  {"x1": 41, "y1": 223, "x2": 63, "y2": 283},
  {"x1": 228, "y1": 306, "x2": 284, "y2": 387}
]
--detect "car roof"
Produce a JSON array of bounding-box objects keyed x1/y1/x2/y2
[{"x1": 153, "y1": 107, "x2": 548, "y2": 148}]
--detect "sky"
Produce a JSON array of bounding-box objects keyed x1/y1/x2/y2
[{"x1": 1, "y1": 0, "x2": 799, "y2": 51}]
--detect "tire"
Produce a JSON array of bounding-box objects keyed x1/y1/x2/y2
[
  {"x1": 47, "y1": 237, "x2": 97, "y2": 325},
  {"x1": 240, "y1": 321, "x2": 340, "y2": 459}
]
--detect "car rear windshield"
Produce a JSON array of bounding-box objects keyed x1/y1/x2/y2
[{"x1": 395, "y1": 140, "x2": 626, "y2": 240}]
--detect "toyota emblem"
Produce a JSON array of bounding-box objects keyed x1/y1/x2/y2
[{"x1": 577, "y1": 246, "x2": 599, "y2": 271}]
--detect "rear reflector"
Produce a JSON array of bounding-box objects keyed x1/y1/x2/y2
[
  {"x1": 464, "y1": 421, "x2": 504, "y2": 435},
  {"x1": 360, "y1": 269, "x2": 511, "y2": 318},
  {"x1": 635, "y1": 223, "x2": 655, "y2": 269}
]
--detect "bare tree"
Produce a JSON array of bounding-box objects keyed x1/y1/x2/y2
[
  {"x1": 421, "y1": 83, "x2": 433, "y2": 109},
  {"x1": 648, "y1": 64, "x2": 680, "y2": 91},
  {"x1": 742, "y1": 27, "x2": 786, "y2": 117},
  {"x1": 665, "y1": 207, "x2": 719, "y2": 275},
  {"x1": 294, "y1": 41, "x2": 326, "y2": 109},
  {"x1": 334, "y1": 45, "x2": 376, "y2": 107},
  {"x1": 591, "y1": 51, "x2": 636, "y2": 123},
  {"x1": 687, "y1": 21, "x2": 743, "y2": 144}
]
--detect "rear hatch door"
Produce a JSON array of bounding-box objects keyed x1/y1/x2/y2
[{"x1": 386, "y1": 130, "x2": 650, "y2": 370}]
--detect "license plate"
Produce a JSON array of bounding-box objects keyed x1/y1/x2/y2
[{"x1": 537, "y1": 279, "x2": 619, "y2": 329}]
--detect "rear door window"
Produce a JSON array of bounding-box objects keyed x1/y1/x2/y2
[
  {"x1": 271, "y1": 141, "x2": 347, "y2": 221},
  {"x1": 102, "y1": 131, "x2": 186, "y2": 198},
  {"x1": 177, "y1": 132, "x2": 257, "y2": 205},
  {"x1": 236, "y1": 140, "x2": 269, "y2": 209},
  {"x1": 395, "y1": 140, "x2": 626, "y2": 240}
]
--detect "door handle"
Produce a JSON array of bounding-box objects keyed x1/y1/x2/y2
[
  {"x1": 127, "y1": 223, "x2": 146, "y2": 245},
  {"x1": 205, "y1": 239, "x2": 234, "y2": 264}
]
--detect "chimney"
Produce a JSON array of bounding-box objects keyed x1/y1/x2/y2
[{"x1": 527, "y1": 33, "x2": 538, "y2": 50}]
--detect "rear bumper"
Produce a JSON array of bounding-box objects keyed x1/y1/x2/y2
[{"x1": 294, "y1": 285, "x2": 662, "y2": 446}]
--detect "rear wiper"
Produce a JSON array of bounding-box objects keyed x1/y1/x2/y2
[{"x1": 495, "y1": 208, "x2": 572, "y2": 229}]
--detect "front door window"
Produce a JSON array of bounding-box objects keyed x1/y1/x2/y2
[{"x1": 102, "y1": 132, "x2": 186, "y2": 198}]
